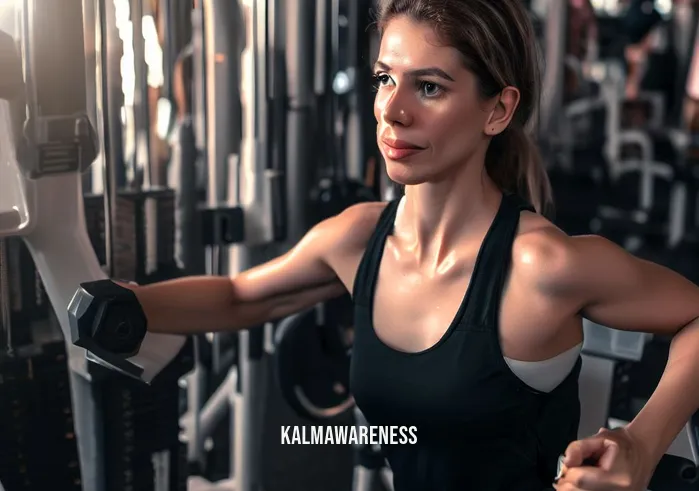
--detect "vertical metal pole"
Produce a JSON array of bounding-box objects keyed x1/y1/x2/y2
[
  {"x1": 184, "y1": 0, "x2": 208, "y2": 471},
  {"x1": 100, "y1": 0, "x2": 122, "y2": 281},
  {"x1": 131, "y1": 0, "x2": 153, "y2": 188},
  {"x1": 539, "y1": 0, "x2": 567, "y2": 148},
  {"x1": 202, "y1": 0, "x2": 255, "y2": 488},
  {"x1": 132, "y1": 0, "x2": 163, "y2": 277},
  {"x1": 83, "y1": 0, "x2": 98, "y2": 194},
  {"x1": 344, "y1": 0, "x2": 363, "y2": 183},
  {"x1": 313, "y1": 0, "x2": 327, "y2": 97},
  {"x1": 159, "y1": 0, "x2": 173, "y2": 102},
  {"x1": 192, "y1": 2, "x2": 207, "y2": 156},
  {"x1": 286, "y1": 0, "x2": 314, "y2": 242}
]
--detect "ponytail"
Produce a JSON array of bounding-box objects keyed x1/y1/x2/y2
[{"x1": 485, "y1": 124, "x2": 553, "y2": 216}]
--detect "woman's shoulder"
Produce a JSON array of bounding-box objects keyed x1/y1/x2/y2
[
  {"x1": 511, "y1": 211, "x2": 610, "y2": 296},
  {"x1": 335, "y1": 200, "x2": 390, "y2": 230},
  {"x1": 320, "y1": 200, "x2": 390, "y2": 253},
  {"x1": 513, "y1": 212, "x2": 571, "y2": 274}
]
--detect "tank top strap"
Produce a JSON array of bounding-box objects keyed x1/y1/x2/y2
[
  {"x1": 461, "y1": 193, "x2": 535, "y2": 328},
  {"x1": 352, "y1": 199, "x2": 401, "y2": 306}
]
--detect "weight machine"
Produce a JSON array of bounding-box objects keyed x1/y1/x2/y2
[
  {"x1": 0, "y1": 1, "x2": 192, "y2": 490},
  {"x1": 0, "y1": 0, "x2": 284, "y2": 489},
  {"x1": 1, "y1": 1, "x2": 379, "y2": 491}
]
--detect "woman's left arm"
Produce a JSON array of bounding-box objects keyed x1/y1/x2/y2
[{"x1": 552, "y1": 234, "x2": 699, "y2": 489}]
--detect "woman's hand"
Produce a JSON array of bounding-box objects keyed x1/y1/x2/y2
[{"x1": 554, "y1": 427, "x2": 654, "y2": 491}]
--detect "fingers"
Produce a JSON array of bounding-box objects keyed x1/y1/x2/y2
[
  {"x1": 564, "y1": 436, "x2": 620, "y2": 468},
  {"x1": 558, "y1": 467, "x2": 606, "y2": 490},
  {"x1": 598, "y1": 439, "x2": 620, "y2": 471},
  {"x1": 554, "y1": 484, "x2": 584, "y2": 491},
  {"x1": 556, "y1": 466, "x2": 632, "y2": 491},
  {"x1": 564, "y1": 437, "x2": 607, "y2": 466}
]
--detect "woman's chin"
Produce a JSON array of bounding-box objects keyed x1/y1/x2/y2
[{"x1": 385, "y1": 163, "x2": 429, "y2": 186}]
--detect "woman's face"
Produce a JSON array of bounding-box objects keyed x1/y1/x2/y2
[{"x1": 373, "y1": 16, "x2": 495, "y2": 185}]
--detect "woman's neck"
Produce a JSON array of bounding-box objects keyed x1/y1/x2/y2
[{"x1": 398, "y1": 162, "x2": 502, "y2": 268}]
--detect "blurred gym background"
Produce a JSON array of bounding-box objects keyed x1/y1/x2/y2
[{"x1": 2, "y1": 0, "x2": 699, "y2": 490}]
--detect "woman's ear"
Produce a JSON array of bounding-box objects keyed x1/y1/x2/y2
[{"x1": 483, "y1": 87, "x2": 520, "y2": 136}]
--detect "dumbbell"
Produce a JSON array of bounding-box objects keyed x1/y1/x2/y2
[{"x1": 68, "y1": 279, "x2": 149, "y2": 381}]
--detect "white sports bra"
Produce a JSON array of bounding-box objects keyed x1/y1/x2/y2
[{"x1": 505, "y1": 343, "x2": 583, "y2": 393}]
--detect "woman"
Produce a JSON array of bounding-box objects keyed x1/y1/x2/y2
[{"x1": 131, "y1": 1, "x2": 699, "y2": 490}]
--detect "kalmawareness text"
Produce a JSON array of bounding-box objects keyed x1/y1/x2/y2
[{"x1": 281, "y1": 425, "x2": 418, "y2": 445}]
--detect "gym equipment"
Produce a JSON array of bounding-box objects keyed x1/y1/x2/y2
[
  {"x1": 160, "y1": 0, "x2": 301, "y2": 487},
  {"x1": 0, "y1": 36, "x2": 29, "y2": 238},
  {"x1": 274, "y1": 302, "x2": 354, "y2": 421},
  {"x1": 309, "y1": 177, "x2": 377, "y2": 222},
  {"x1": 649, "y1": 453, "x2": 699, "y2": 490},
  {"x1": 168, "y1": 111, "x2": 205, "y2": 275},
  {"x1": 69, "y1": 279, "x2": 151, "y2": 379},
  {"x1": 70, "y1": 0, "x2": 372, "y2": 488},
  {"x1": 621, "y1": 94, "x2": 666, "y2": 131},
  {"x1": 0, "y1": 1, "x2": 190, "y2": 490},
  {"x1": 183, "y1": 0, "x2": 266, "y2": 488},
  {"x1": 352, "y1": 406, "x2": 395, "y2": 491},
  {"x1": 0, "y1": 342, "x2": 83, "y2": 491},
  {"x1": 83, "y1": 188, "x2": 177, "y2": 282},
  {"x1": 539, "y1": 0, "x2": 567, "y2": 149},
  {"x1": 309, "y1": 0, "x2": 377, "y2": 224},
  {"x1": 343, "y1": 0, "x2": 381, "y2": 192},
  {"x1": 1, "y1": 238, "x2": 57, "y2": 350},
  {"x1": 99, "y1": 344, "x2": 193, "y2": 491},
  {"x1": 0, "y1": 31, "x2": 22, "y2": 102}
]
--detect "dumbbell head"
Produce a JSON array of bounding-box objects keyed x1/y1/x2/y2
[{"x1": 68, "y1": 280, "x2": 148, "y2": 380}]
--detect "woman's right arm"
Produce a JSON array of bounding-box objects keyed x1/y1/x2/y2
[{"x1": 131, "y1": 203, "x2": 380, "y2": 334}]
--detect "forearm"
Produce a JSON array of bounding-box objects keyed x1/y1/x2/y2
[
  {"x1": 128, "y1": 275, "x2": 346, "y2": 335},
  {"x1": 626, "y1": 318, "x2": 699, "y2": 465},
  {"x1": 133, "y1": 276, "x2": 240, "y2": 334}
]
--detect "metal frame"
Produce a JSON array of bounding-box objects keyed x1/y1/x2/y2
[
  {"x1": 11, "y1": 2, "x2": 106, "y2": 490},
  {"x1": 539, "y1": 0, "x2": 567, "y2": 146},
  {"x1": 182, "y1": 0, "x2": 288, "y2": 490}
]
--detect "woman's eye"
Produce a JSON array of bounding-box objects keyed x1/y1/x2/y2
[
  {"x1": 373, "y1": 73, "x2": 392, "y2": 88},
  {"x1": 420, "y1": 81, "x2": 442, "y2": 98}
]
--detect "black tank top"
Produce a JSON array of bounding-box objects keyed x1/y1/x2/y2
[{"x1": 350, "y1": 193, "x2": 582, "y2": 491}]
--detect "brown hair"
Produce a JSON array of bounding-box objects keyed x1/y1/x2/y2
[{"x1": 376, "y1": 0, "x2": 553, "y2": 214}]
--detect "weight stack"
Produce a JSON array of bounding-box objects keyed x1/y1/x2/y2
[
  {"x1": 83, "y1": 188, "x2": 177, "y2": 283},
  {"x1": 95, "y1": 341, "x2": 194, "y2": 491},
  {"x1": 0, "y1": 341, "x2": 82, "y2": 491}
]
